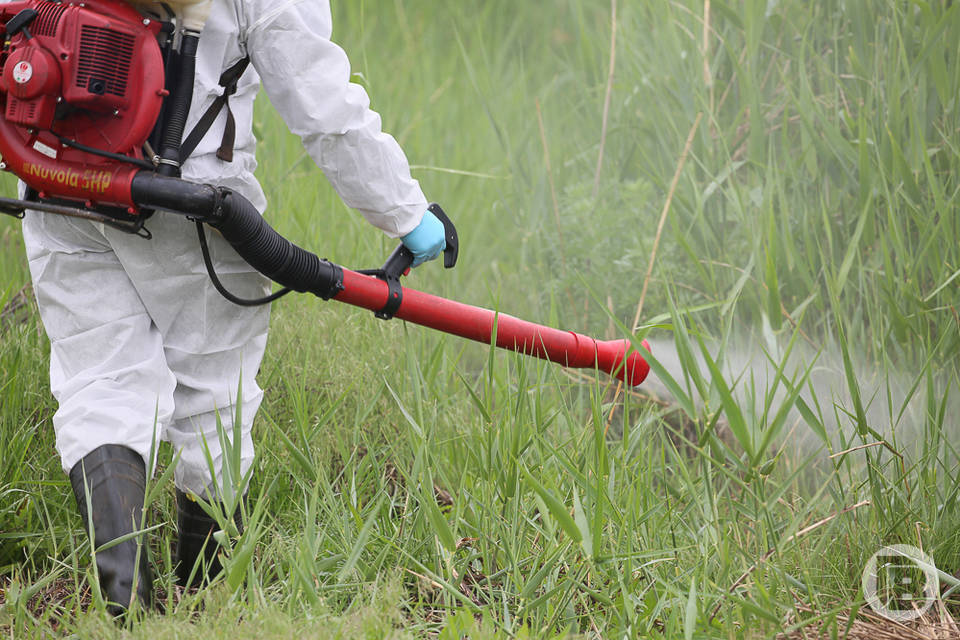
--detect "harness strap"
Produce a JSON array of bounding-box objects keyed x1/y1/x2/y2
[{"x1": 179, "y1": 56, "x2": 251, "y2": 164}]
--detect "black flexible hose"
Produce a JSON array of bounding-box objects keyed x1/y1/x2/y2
[
  {"x1": 130, "y1": 172, "x2": 344, "y2": 301},
  {"x1": 207, "y1": 189, "x2": 343, "y2": 299},
  {"x1": 157, "y1": 33, "x2": 199, "y2": 176}
]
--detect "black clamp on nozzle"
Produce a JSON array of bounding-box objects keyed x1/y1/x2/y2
[
  {"x1": 374, "y1": 248, "x2": 408, "y2": 320},
  {"x1": 364, "y1": 203, "x2": 458, "y2": 320}
]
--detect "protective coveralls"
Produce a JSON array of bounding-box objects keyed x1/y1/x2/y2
[
  {"x1": 18, "y1": 0, "x2": 435, "y2": 612},
  {"x1": 26, "y1": 0, "x2": 428, "y2": 493}
]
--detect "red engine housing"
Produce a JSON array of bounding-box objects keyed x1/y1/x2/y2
[{"x1": 0, "y1": 0, "x2": 164, "y2": 208}]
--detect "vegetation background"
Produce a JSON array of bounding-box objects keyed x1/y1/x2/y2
[{"x1": 1, "y1": 0, "x2": 959, "y2": 637}]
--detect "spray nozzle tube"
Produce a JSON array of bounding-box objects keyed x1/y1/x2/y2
[{"x1": 128, "y1": 172, "x2": 650, "y2": 385}]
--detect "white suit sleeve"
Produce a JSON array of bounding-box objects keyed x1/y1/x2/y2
[{"x1": 245, "y1": 0, "x2": 427, "y2": 237}]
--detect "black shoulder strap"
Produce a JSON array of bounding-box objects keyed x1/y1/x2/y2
[{"x1": 179, "y1": 56, "x2": 251, "y2": 164}]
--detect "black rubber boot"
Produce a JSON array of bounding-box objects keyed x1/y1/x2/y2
[
  {"x1": 69, "y1": 445, "x2": 153, "y2": 616},
  {"x1": 175, "y1": 489, "x2": 243, "y2": 588}
]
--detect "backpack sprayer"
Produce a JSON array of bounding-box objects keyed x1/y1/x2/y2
[{"x1": 0, "y1": 0, "x2": 650, "y2": 386}]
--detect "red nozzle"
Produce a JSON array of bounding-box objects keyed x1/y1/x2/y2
[
  {"x1": 595, "y1": 339, "x2": 650, "y2": 386},
  {"x1": 335, "y1": 271, "x2": 652, "y2": 385}
]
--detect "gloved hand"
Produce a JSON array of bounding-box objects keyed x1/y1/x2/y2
[{"x1": 401, "y1": 209, "x2": 446, "y2": 267}]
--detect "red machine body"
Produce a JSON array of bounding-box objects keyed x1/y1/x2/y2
[{"x1": 0, "y1": 0, "x2": 163, "y2": 207}]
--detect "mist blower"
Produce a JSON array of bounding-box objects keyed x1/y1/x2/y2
[{"x1": 0, "y1": 0, "x2": 650, "y2": 386}]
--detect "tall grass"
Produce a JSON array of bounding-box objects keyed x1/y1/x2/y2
[{"x1": 1, "y1": 1, "x2": 959, "y2": 637}]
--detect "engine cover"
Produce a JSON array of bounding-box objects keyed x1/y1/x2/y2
[{"x1": 0, "y1": 0, "x2": 165, "y2": 207}]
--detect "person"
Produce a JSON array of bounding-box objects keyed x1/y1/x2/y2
[{"x1": 20, "y1": 0, "x2": 446, "y2": 615}]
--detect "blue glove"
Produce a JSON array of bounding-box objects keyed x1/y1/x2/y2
[{"x1": 401, "y1": 209, "x2": 446, "y2": 267}]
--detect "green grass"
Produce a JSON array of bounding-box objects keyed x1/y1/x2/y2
[{"x1": 2, "y1": 0, "x2": 960, "y2": 637}]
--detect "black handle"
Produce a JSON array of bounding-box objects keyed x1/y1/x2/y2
[
  {"x1": 5, "y1": 9, "x2": 38, "y2": 38},
  {"x1": 430, "y1": 203, "x2": 459, "y2": 269},
  {"x1": 380, "y1": 203, "x2": 459, "y2": 281},
  {"x1": 380, "y1": 244, "x2": 416, "y2": 281}
]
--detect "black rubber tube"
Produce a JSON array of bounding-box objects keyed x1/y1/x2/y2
[
  {"x1": 157, "y1": 33, "x2": 199, "y2": 176},
  {"x1": 131, "y1": 172, "x2": 218, "y2": 217},
  {"x1": 130, "y1": 172, "x2": 344, "y2": 300}
]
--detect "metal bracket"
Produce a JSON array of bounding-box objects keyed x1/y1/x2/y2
[{"x1": 0, "y1": 196, "x2": 150, "y2": 237}]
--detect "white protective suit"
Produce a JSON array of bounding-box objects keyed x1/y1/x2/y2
[{"x1": 21, "y1": 0, "x2": 428, "y2": 495}]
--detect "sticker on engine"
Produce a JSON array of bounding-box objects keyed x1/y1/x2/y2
[
  {"x1": 12, "y1": 61, "x2": 32, "y2": 84},
  {"x1": 32, "y1": 140, "x2": 57, "y2": 159}
]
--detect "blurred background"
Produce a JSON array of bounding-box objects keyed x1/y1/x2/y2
[{"x1": 1, "y1": 1, "x2": 959, "y2": 636}]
